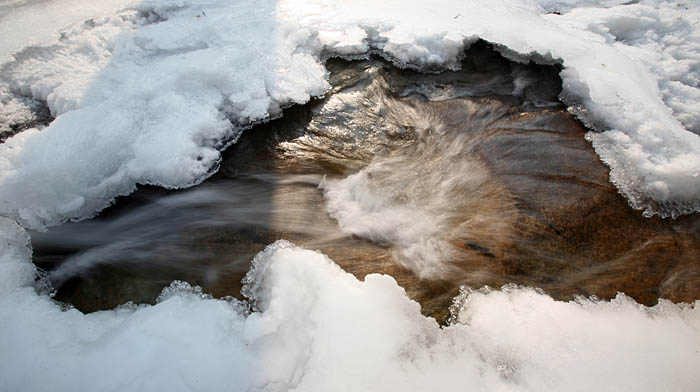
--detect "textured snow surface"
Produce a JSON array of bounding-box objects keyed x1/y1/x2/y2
[
  {"x1": 0, "y1": 0, "x2": 329, "y2": 229},
  {"x1": 0, "y1": 0, "x2": 699, "y2": 229},
  {"x1": 1, "y1": 1, "x2": 700, "y2": 390},
  {"x1": 1, "y1": 227, "x2": 699, "y2": 391},
  {"x1": 0, "y1": 0, "x2": 133, "y2": 63}
]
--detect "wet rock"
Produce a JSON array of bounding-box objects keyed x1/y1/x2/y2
[{"x1": 32, "y1": 42, "x2": 700, "y2": 322}]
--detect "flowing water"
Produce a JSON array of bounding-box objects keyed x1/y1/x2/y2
[{"x1": 31, "y1": 42, "x2": 700, "y2": 321}]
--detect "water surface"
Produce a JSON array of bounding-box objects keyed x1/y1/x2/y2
[{"x1": 32, "y1": 42, "x2": 700, "y2": 321}]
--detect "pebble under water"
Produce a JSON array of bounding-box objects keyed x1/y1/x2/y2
[{"x1": 31, "y1": 42, "x2": 700, "y2": 322}]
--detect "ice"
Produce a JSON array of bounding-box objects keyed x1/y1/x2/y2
[
  {"x1": 1, "y1": 1, "x2": 700, "y2": 389},
  {"x1": 0, "y1": 85, "x2": 43, "y2": 140},
  {"x1": 281, "y1": 0, "x2": 700, "y2": 217},
  {"x1": 1, "y1": 0, "x2": 699, "y2": 228},
  {"x1": 1, "y1": 237, "x2": 699, "y2": 391},
  {"x1": 0, "y1": 0, "x2": 329, "y2": 229},
  {"x1": 0, "y1": 0, "x2": 135, "y2": 63}
]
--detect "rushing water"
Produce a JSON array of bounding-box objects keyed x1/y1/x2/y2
[{"x1": 31, "y1": 42, "x2": 700, "y2": 321}]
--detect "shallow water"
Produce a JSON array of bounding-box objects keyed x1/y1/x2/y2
[{"x1": 31, "y1": 42, "x2": 700, "y2": 321}]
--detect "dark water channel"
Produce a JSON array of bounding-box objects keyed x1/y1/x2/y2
[{"x1": 31, "y1": 42, "x2": 700, "y2": 321}]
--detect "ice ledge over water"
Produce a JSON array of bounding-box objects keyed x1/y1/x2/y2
[
  {"x1": 0, "y1": 0, "x2": 699, "y2": 229},
  {"x1": 1, "y1": 231, "x2": 699, "y2": 391},
  {"x1": 282, "y1": 0, "x2": 700, "y2": 218}
]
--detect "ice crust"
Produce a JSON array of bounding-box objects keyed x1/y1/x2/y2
[
  {"x1": 1, "y1": 232, "x2": 699, "y2": 391},
  {"x1": 0, "y1": 0, "x2": 699, "y2": 228}
]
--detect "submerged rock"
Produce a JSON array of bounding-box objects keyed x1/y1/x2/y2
[{"x1": 32, "y1": 42, "x2": 700, "y2": 321}]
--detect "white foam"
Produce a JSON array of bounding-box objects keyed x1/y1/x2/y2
[
  {"x1": 320, "y1": 120, "x2": 514, "y2": 279},
  {"x1": 323, "y1": 169, "x2": 450, "y2": 278},
  {"x1": 1, "y1": 237, "x2": 699, "y2": 391}
]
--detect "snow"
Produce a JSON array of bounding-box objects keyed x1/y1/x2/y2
[
  {"x1": 0, "y1": 0, "x2": 329, "y2": 229},
  {"x1": 281, "y1": 0, "x2": 700, "y2": 217},
  {"x1": 0, "y1": 0, "x2": 699, "y2": 228},
  {"x1": 0, "y1": 0, "x2": 134, "y2": 64},
  {"x1": 1, "y1": 234, "x2": 699, "y2": 391},
  {"x1": 1, "y1": 1, "x2": 700, "y2": 390}
]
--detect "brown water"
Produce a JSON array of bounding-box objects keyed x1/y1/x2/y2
[{"x1": 31, "y1": 42, "x2": 700, "y2": 321}]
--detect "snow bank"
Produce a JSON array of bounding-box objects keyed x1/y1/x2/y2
[
  {"x1": 281, "y1": 0, "x2": 700, "y2": 217},
  {"x1": 0, "y1": 0, "x2": 132, "y2": 139},
  {"x1": 0, "y1": 0, "x2": 699, "y2": 227},
  {"x1": 0, "y1": 0, "x2": 329, "y2": 229},
  {"x1": 0, "y1": 0, "x2": 134, "y2": 63},
  {"x1": 1, "y1": 236, "x2": 699, "y2": 391}
]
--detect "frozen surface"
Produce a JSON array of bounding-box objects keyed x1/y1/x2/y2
[
  {"x1": 0, "y1": 0, "x2": 329, "y2": 229},
  {"x1": 0, "y1": 0, "x2": 134, "y2": 63},
  {"x1": 0, "y1": 0, "x2": 132, "y2": 138},
  {"x1": 0, "y1": 0, "x2": 699, "y2": 228},
  {"x1": 1, "y1": 232, "x2": 699, "y2": 391}
]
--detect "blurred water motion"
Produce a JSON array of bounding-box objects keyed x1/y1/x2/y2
[{"x1": 32, "y1": 42, "x2": 700, "y2": 320}]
